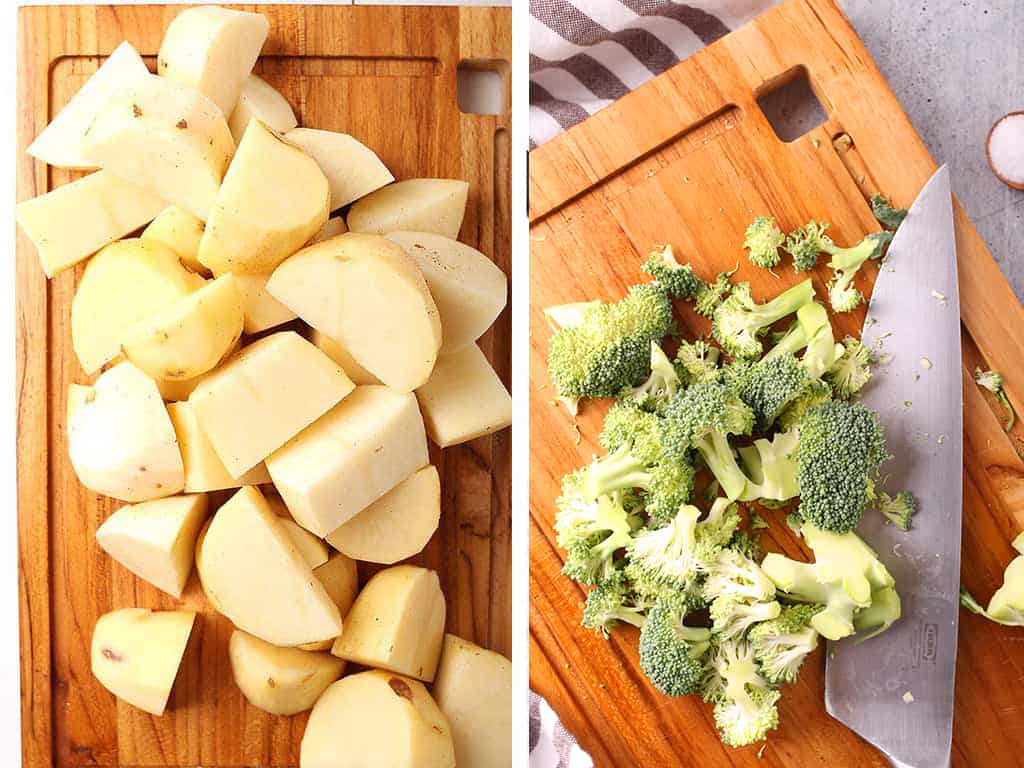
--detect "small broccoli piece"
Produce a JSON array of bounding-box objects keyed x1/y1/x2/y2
[
  {"x1": 878, "y1": 490, "x2": 916, "y2": 531},
  {"x1": 738, "y1": 429, "x2": 800, "y2": 503},
  {"x1": 642, "y1": 244, "x2": 703, "y2": 299},
  {"x1": 761, "y1": 522, "x2": 897, "y2": 640},
  {"x1": 824, "y1": 231, "x2": 894, "y2": 313},
  {"x1": 712, "y1": 279, "x2": 815, "y2": 359},
  {"x1": 582, "y1": 578, "x2": 649, "y2": 636},
  {"x1": 599, "y1": 400, "x2": 661, "y2": 454},
  {"x1": 784, "y1": 220, "x2": 830, "y2": 272},
  {"x1": 703, "y1": 547, "x2": 777, "y2": 605},
  {"x1": 853, "y1": 585, "x2": 902, "y2": 640},
  {"x1": 775, "y1": 379, "x2": 833, "y2": 431},
  {"x1": 975, "y1": 367, "x2": 1016, "y2": 432},
  {"x1": 748, "y1": 604, "x2": 822, "y2": 685},
  {"x1": 583, "y1": 441, "x2": 695, "y2": 527},
  {"x1": 795, "y1": 400, "x2": 889, "y2": 533},
  {"x1": 675, "y1": 339, "x2": 721, "y2": 385},
  {"x1": 710, "y1": 597, "x2": 782, "y2": 641},
  {"x1": 694, "y1": 272, "x2": 733, "y2": 318},
  {"x1": 764, "y1": 302, "x2": 842, "y2": 382},
  {"x1": 826, "y1": 336, "x2": 873, "y2": 398},
  {"x1": 620, "y1": 341, "x2": 681, "y2": 413},
  {"x1": 959, "y1": 553, "x2": 1024, "y2": 626},
  {"x1": 548, "y1": 284, "x2": 675, "y2": 401},
  {"x1": 543, "y1": 301, "x2": 601, "y2": 332},
  {"x1": 701, "y1": 497, "x2": 743, "y2": 548},
  {"x1": 638, "y1": 593, "x2": 712, "y2": 696},
  {"x1": 737, "y1": 354, "x2": 822, "y2": 431},
  {"x1": 705, "y1": 639, "x2": 781, "y2": 748},
  {"x1": 743, "y1": 216, "x2": 785, "y2": 269},
  {"x1": 555, "y1": 471, "x2": 638, "y2": 586},
  {"x1": 662, "y1": 381, "x2": 756, "y2": 500},
  {"x1": 871, "y1": 194, "x2": 907, "y2": 230}
]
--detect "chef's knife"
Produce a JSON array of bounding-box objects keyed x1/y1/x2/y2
[{"x1": 825, "y1": 165, "x2": 962, "y2": 768}]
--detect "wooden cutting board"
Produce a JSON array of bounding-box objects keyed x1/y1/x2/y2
[
  {"x1": 529, "y1": 0, "x2": 1024, "y2": 765},
  {"x1": 15, "y1": 5, "x2": 510, "y2": 767}
]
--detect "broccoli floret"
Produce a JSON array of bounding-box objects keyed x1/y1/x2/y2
[
  {"x1": 662, "y1": 381, "x2": 755, "y2": 500},
  {"x1": 738, "y1": 429, "x2": 800, "y2": 503},
  {"x1": 824, "y1": 231, "x2": 894, "y2": 313},
  {"x1": 583, "y1": 442, "x2": 695, "y2": 527},
  {"x1": 703, "y1": 547, "x2": 777, "y2": 605},
  {"x1": 555, "y1": 471, "x2": 639, "y2": 586},
  {"x1": 871, "y1": 194, "x2": 907, "y2": 230},
  {"x1": 675, "y1": 339, "x2": 721, "y2": 385},
  {"x1": 826, "y1": 336, "x2": 873, "y2": 398},
  {"x1": 694, "y1": 272, "x2": 733, "y2": 318},
  {"x1": 878, "y1": 490, "x2": 916, "y2": 531},
  {"x1": 748, "y1": 604, "x2": 822, "y2": 684},
  {"x1": 710, "y1": 597, "x2": 782, "y2": 641},
  {"x1": 543, "y1": 301, "x2": 601, "y2": 331},
  {"x1": 975, "y1": 367, "x2": 1016, "y2": 432},
  {"x1": 737, "y1": 354, "x2": 821, "y2": 431},
  {"x1": 959, "y1": 552, "x2": 1024, "y2": 626},
  {"x1": 784, "y1": 220, "x2": 830, "y2": 272},
  {"x1": 599, "y1": 400, "x2": 662, "y2": 455},
  {"x1": 712, "y1": 279, "x2": 815, "y2": 359},
  {"x1": 642, "y1": 245, "x2": 703, "y2": 299},
  {"x1": 775, "y1": 379, "x2": 832, "y2": 431},
  {"x1": 620, "y1": 341, "x2": 681, "y2": 413},
  {"x1": 701, "y1": 497, "x2": 743, "y2": 548},
  {"x1": 548, "y1": 284, "x2": 675, "y2": 401},
  {"x1": 582, "y1": 578, "x2": 649, "y2": 636},
  {"x1": 705, "y1": 639, "x2": 780, "y2": 748},
  {"x1": 764, "y1": 301, "x2": 828, "y2": 359},
  {"x1": 761, "y1": 522, "x2": 897, "y2": 640},
  {"x1": 638, "y1": 593, "x2": 712, "y2": 696},
  {"x1": 743, "y1": 216, "x2": 785, "y2": 269},
  {"x1": 795, "y1": 400, "x2": 889, "y2": 533}
]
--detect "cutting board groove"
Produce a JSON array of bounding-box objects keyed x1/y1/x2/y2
[
  {"x1": 16, "y1": 5, "x2": 510, "y2": 767},
  {"x1": 529, "y1": 1, "x2": 1024, "y2": 766}
]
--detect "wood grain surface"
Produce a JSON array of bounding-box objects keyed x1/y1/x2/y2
[
  {"x1": 528, "y1": 1, "x2": 1024, "y2": 766},
  {"x1": 16, "y1": 5, "x2": 511, "y2": 767}
]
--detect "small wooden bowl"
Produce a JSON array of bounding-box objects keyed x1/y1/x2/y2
[{"x1": 986, "y1": 111, "x2": 1024, "y2": 191}]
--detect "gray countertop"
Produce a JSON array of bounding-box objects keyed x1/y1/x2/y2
[{"x1": 842, "y1": 0, "x2": 1023, "y2": 298}]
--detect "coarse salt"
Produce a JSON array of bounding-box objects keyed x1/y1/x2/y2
[{"x1": 989, "y1": 113, "x2": 1024, "y2": 185}]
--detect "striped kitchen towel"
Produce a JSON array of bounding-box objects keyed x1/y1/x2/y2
[
  {"x1": 530, "y1": 0, "x2": 779, "y2": 148},
  {"x1": 530, "y1": 690, "x2": 595, "y2": 768}
]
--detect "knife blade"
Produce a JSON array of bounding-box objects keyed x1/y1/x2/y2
[{"x1": 824, "y1": 165, "x2": 963, "y2": 768}]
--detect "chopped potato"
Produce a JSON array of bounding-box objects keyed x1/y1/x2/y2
[
  {"x1": 166, "y1": 401, "x2": 271, "y2": 492},
  {"x1": 309, "y1": 328, "x2": 380, "y2": 386},
  {"x1": 332, "y1": 565, "x2": 445, "y2": 682},
  {"x1": 266, "y1": 385, "x2": 428, "y2": 537},
  {"x1": 297, "y1": 553, "x2": 359, "y2": 652},
  {"x1": 228, "y1": 74, "x2": 297, "y2": 143},
  {"x1": 68, "y1": 362, "x2": 185, "y2": 502},
  {"x1": 347, "y1": 178, "x2": 469, "y2": 239},
  {"x1": 232, "y1": 273, "x2": 297, "y2": 334},
  {"x1": 154, "y1": 337, "x2": 240, "y2": 402},
  {"x1": 301, "y1": 670, "x2": 455, "y2": 768},
  {"x1": 326, "y1": 466, "x2": 439, "y2": 564},
  {"x1": 279, "y1": 518, "x2": 329, "y2": 569},
  {"x1": 196, "y1": 486, "x2": 342, "y2": 646},
  {"x1": 188, "y1": 331, "x2": 354, "y2": 477},
  {"x1": 16, "y1": 171, "x2": 166, "y2": 278},
  {"x1": 285, "y1": 128, "x2": 394, "y2": 210},
  {"x1": 198, "y1": 120, "x2": 329, "y2": 275},
  {"x1": 158, "y1": 5, "x2": 269, "y2": 117},
  {"x1": 307, "y1": 216, "x2": 348, "y2": 245},
  {"x1": 432, "y1": 634, "x2": 512, "y2": 768},
  {"x1": 267, "y1": 233, "x2": 441, "y2": 392},
  {"x1": 142, "y1": 206, "x2": 207, "y2": 274},
  {"x1": 91, "y1": 608, "x2": 196, "y2": 716},
  {"x1": 416, "y1": 344, "x2": 512, "y2": 447},
  {"x1": 81, "y1": 73, "x2": 235, "y2": 220},
  {"x1": 96, "y1": 494, "x2": 208, "y2": 598},
  {"x1": 387, "y1": 231, "x2": 507, "y2": 353},
  {"x1": 28, "y1": 41, "x2": 150, "y2": 169}
]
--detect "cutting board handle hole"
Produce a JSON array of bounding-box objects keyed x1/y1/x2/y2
[
  {"x1": 457, "y1": 59, "x2": 508, "y2": 116},
  {"x1": 756, "y1": 66, "x2": 828, "y2": 143}
]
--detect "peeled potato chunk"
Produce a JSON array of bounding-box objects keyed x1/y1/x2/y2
[
  {"x1": 326, "y1": 466, "x2": 439, "y2": 564},
  {"x1": 96, "y1": 494, "x2": 208, "y2": 598},
  {"x1": 28, "y1": 41, "x2": 150, "y2": 169},
  {"x1": 267, "y1": 233, "x2": 441, "y2": 392},
  {"x1": 196, "y1": 486, "x2": 342, "y2": 646},
  {"x1": 279, "y1": 518, "x2": 329, "y2": 569},
  {"x1": 81, "y1": 73, "x2": 234, "y2": 220},
  {"x1": 309, "y1": 329, "x2": 380, "y2": 386},
  {"x1": 72, "y1": 238, "x2": 205, "y2": 374},
  {"x1": 416, "y1": 344, "x2": 512, "y2": 447},
  {"x1": 188, "y1": 331, "x2": 354, "y2": 477},
  {"x1": 166, "y1": 401, "x2": 271, "y2": 492},
  {"x1": 301, "y1": 670, "x2": 455, "y2": 768},
  {"x1": 308, "y1": 215, "x2": 348, "y2": 245},
  {"x1": 198, "y1": 120, "x2": 329, "y2": 275},
  {"x1": 158, "y1": 5, "x2": 269, "y2": 117},
  {"x1": 122, "y1": 274, "x2": 244, "y2": 381},
  {"x1": 332, "y1": 565, "x2": 445, "y2": 682},
  {"x1": 285, "y1": 128, "x2": 394, "y2": 210},
  {"x1": 297, "y1": 554, "x2": 359, "y2": 652},
  {"x1": 387, "y1": 231, "x2": 507, "y2": 353},
  {"x1": 232, "y1": 273, "x2": 297, "y2": 334},
  {"x1": 347, "y1": 179, "x2": 469, "y2": 239},
  {"x1": 228, "y1": 74, "x2": 297, "y2": 143},
  {"x1": 91, "y1": 608, "x2": 196, "y2": 716},
  {"x1": 16, "y1": 170, "x2": 166, "y2": 279},
  {"x1": 142, "y1": 206, "x2": 207, "y2": 274},
  {"x1": 68, "y1": 363, "x2": 185, "y2": 502},
  {"x1": 266, "y1": 385, "x2": 428, "y2": 537},
  {"x1": 154, "y1": 336, "x2": 240, "y2": 403},
  {"x1": 229, "y1": 630, "x2": 344, "y2": 716},
  {"x1": 432, "y1": 635, "x2": 512, "y2": 768}
]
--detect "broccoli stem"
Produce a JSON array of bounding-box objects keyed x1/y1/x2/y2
[{"x1": 695, "y1": 431, "x2": 748, "y2": 501}]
